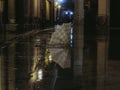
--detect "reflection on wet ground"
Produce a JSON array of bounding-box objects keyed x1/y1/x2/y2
[
  {"x1": 0, "y1": 26, "x2": 120, "y2": 90},
  {"x1": 0, "y1": 28, "x2": 56, "y2": 90}
]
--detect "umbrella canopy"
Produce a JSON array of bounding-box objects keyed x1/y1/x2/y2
[{"x1": 49, "y1": 23, "x2": 71, "y2": 68}]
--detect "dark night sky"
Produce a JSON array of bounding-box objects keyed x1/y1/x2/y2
[{"x1": 61, "y1": 0, "x2": 74, "y2": 11}]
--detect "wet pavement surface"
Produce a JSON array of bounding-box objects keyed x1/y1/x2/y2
[{"x1": 0, "y1": 26, "x2": 120, "y2": 90}]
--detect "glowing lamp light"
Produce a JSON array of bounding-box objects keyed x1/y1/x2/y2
[
  {"x1": 55, "y1": 2, "x2": 58, "y2": 6},
  {"x1": 58, "y1": 5, "x2": 61, "y2": 9},
  {"x1": 70, "y1": 12, "x2": 73, "y2": 15},
  {"x1": 57, "y1": 0, "x2": 63, "y2": 3},
  {"x1": 49, "y1": 55, "x2": 52, "y2": 62},
  {"x1": 65, "y1": 11, "x2": 68, "y2": 15},
  {"x1": 38, "y1": 69, "x2": 43, "y2": 81},
  {"x1": 59, "y1": 0, "x2": 63, "y2": 2}
]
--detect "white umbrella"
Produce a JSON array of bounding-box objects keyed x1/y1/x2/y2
[{"x1": 49, "y1": 23, "x2": 71, "y2": 68}]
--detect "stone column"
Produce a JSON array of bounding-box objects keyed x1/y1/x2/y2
[
  {"x1": 73, "y1": 0, "x2": 84, "y2": 80},
  {"x1": 8, "y1": 44, "x2": 15, "y2": 90},
  {"x1": 97, "y1": 0, "x2": 109, "y2": 90},
  {"x1": 0, "y1": 0, "x2": 3, "y2": 22},
  {"x1": 8, "y1": 0, "x2": 15, "y2": 23},
  {"x1": 97, "y1": 39, "x2": 108, "y2": 90}
]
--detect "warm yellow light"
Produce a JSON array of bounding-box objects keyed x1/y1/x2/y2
[
  {"x1": 58, "y1": 5, "x2": 61, "y2": 9},
  {"x1": 49, "y1": 55, "x2": 52, "y2": 62},
  {"x1": 0, "y1": 1, "x2": 3, "y2": 12},
  {"x1": 30, "y1": 72, "x2": 37, "y2": 83}
]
